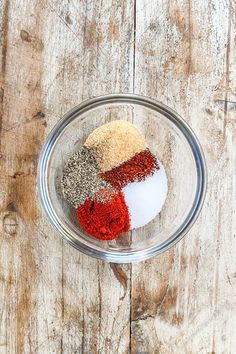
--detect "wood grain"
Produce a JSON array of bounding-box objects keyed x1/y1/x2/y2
[
  {"x1": 0, "y1": 0, "x2": 134, "y2": 353},
  {"x1": 131, "y1": 0, "x2": 236, "y2": 353},
  {"x1": 0, "y1": 0, "x2": 236, "y2": 353}
]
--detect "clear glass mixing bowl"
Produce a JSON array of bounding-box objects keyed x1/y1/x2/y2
[{"x1": 38, "y1": 94, "x2": 207, "y2": 263}]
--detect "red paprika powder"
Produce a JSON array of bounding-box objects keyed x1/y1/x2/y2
[
  {"x1": 100, "y1": 149, "x2": 159, "y2": 190},
  {"x1": 76, "y1": 191, "x2": 130, "y2": 240}
]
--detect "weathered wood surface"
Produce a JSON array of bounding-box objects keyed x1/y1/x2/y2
[{"x1": 0, "y1": 0, "x2": 235, "y2": 353}]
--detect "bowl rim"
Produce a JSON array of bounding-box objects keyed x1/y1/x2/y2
[{"x1": 37, "y1": 93, "x2": 207, "y2": 263}]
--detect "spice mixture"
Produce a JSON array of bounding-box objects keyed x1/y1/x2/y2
[
  {"x1": 61, "y1": 146, "x2": 114, "y2": 208},
  {"x1": 61, "y1": 120, "x2": 168, "y2": 240},
  {"x1": 84, "y1": 120, "x2": 147, "y2": 172},
  {"x1": 76, "y1": 191, "x2": 130, "y2": 240},
  {"x1": 100, "y1": 149, "x2": 160, "y2": 190}
]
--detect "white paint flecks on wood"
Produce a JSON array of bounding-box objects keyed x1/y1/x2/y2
[{"x1": 0, "y1": 0, "x2": 236, "y2": 353}]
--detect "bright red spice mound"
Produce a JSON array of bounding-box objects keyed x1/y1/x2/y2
[
  {"x1": 76, "y1": 191, "x2": 130, "y2": 240},
  {"x1": 100, "y1": 149, "x2": 159, "y2": 190}
]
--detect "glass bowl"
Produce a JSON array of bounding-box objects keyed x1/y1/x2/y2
[{"x1": 38, "y1": 94, "x2": 207, "y2": 263}]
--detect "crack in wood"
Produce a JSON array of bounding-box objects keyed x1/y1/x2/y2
[
  {"x1": 131, "y1": 313, "x2": 155, "y2": 322},
  {"x1": 110, "y1": 263, "x2": 128, "y2": 293},
  {"x1": 215, "y1": 99, "x2": 236, "y2": 112}
]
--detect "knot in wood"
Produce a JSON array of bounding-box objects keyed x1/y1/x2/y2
[{"x1": 3, "y1": 213, "x2": 18, "y2": 235}]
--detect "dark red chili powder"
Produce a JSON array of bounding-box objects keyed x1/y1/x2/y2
[
  {"x1": 76, "y1": 191, "x2": 130, "y2": 240},
  {"x1": 100, "y1": 149, "x2": 159, "y2": 190}
]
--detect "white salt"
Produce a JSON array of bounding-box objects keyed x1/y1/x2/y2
[{"x1": 122, "y1": 163, "x2": 168, "y2": 229}]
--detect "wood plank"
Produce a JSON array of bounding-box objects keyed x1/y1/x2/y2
[
  {"x1": 132, "y1": 0, "x2": 236, "y2": 353},
  {"x1": 0, "y1": 0, "x2": 70, "y2": 352},
  {"x1": 46, "y1": 1, "x2": 134, "y2": 352},
  {"x1": 0, "y1": 1, "x2": 63, "y2": 353},
  {"x1": 0, "y1": 0, "x2": 134, "y2": 353}
]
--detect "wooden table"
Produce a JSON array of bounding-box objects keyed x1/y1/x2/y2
[{"x1": 0, "y1": 0, "x2": 235, "y2": 353}]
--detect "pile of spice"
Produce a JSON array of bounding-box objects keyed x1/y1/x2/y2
[
  {"x1": 61, "y1": 120, "x2": 168, "y2": 240},
  {"x1": 61, "y1": 147, "x2": 113, "y2": 207},
  {"x1": 84, "y1": 120, "x2": 147, "y2": 171}
]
